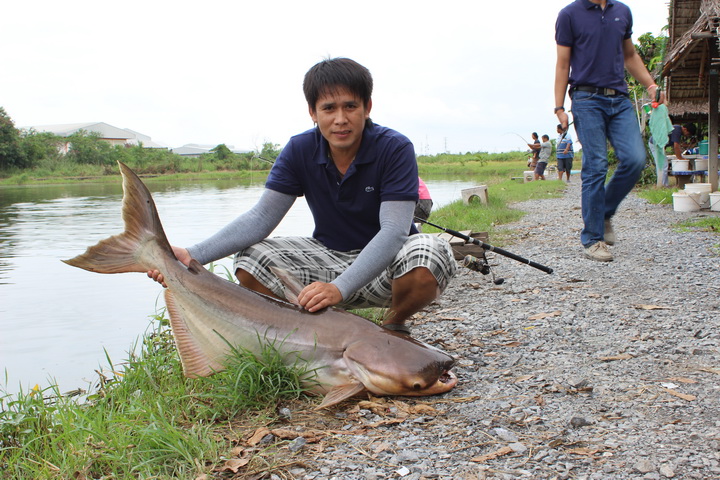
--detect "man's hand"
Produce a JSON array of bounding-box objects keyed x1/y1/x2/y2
[
  {"x1": 297, "y1": 282, "x2": 342, "y2": 312},
  {"x1": 147, "y1": 246, "x2": 192, "y2": 288},
  {"x1": 556, "y1": 109, "x2": 570, "y2": 130},
  {"x1": 648, "y1": 85, "x2": 667, "y2": 106}
]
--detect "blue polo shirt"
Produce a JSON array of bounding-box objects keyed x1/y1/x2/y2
[
  {"x1": 556, "y1": 0, "x2": 634, "y2": 93},
  {"x1": 266, "y1": 123, "x2": 419, "y2": 252}
]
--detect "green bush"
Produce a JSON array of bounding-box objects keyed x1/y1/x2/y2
[{"x1": 0, "y1": 107, "x2": 27, "y2": 169}]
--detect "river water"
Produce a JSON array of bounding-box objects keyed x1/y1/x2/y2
[{"x1": 0, "y1": 175, "x2": 478, "y2": 396}]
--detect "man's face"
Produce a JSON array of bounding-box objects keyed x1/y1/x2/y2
[
  {"x1": 681, "y1": 127, "x2": 690, "y2": 136},
  {"x1": 309, "y1": 87, "x2": 371, "y2": 156}
]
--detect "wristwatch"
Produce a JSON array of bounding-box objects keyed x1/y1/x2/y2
[{"x1": 554, "y1": 106, "x2": 565, "y2": 113}]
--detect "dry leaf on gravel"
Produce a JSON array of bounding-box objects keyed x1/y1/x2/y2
[
  {"x1": 598, "y1": 353, "x2": 634, "y2": 362},
  {"x1": 270, "y1": 428, "x2": 325, "y2": 443},
  {"x1": 661, "y1": 387, "x2": 696, "y2": 401},
  {"x1": 407, "y1": 403, "x2": 439, "y2": 415},
  {"x1": 528, "y1": 311, "x2": 562, "y2": 320},
  {"x1": 699, "y1": 367, "x2": 720, "y2": 375},
  {"x1": 566, "y1": 447, "x2": 603, "y2": 457},
  {"x1": 667, "y1": 376, "x2": 697, "y2": 384},
  {"x1": 632, "y1": 304, "x2": 671, "y2": 310},
  {"x1": 246, "y1": 427, "x2": 271, "y2": 446},
  {"x1": 471, "y1": 446, "x2": 514, "y2": 463},
  {"x1": 215, "y1": 457, "x2": 250, "y2": 473}
]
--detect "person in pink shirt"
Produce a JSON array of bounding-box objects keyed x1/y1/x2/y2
[{"x1": 414, "y1": 177, "x2": 433, "y2": 223}]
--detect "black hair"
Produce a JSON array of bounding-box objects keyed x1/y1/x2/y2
[
  {"x1": 303, "y1": 57, "x2": 373, "y2": 112},
  {"x1": 683, "y1": 123, "x2": 697, "y2": 136},
  {"x1": 532, "y1": 132, "x2": 538, "y2": 138}
]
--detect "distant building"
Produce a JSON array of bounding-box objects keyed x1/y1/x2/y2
[
  {"x1": 171, "y1": 144, "x2": 251, "y2": 157},
  {"x1": 24, "y1": 122, "x2": 167, "y2": 153}
]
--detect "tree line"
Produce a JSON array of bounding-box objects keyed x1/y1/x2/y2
[{"x1": 0, "y1": 107, "x2": 281, "y2": 176}]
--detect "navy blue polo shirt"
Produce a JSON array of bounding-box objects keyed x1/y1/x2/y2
[
  {"x1": 266, "y1": 123, "x2": 419, "y2": 252},
  {"x1": 666, "y1": 125, "x2": 682, "y2": 147},
  {"x1": 556, "y1": 0, "x2": 634, "y2": 93}
]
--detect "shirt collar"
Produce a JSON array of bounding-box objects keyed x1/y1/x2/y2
[{"x1": 581, "y1": 0, "x2": 614, "y2": 10}]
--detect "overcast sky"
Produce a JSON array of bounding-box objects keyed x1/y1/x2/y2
[{"x1": 3, "y1": 0, "x2": 669, "y2": 155}]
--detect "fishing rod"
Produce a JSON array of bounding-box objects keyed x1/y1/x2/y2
[
  {"x1": 416, "y1": 217, "x2": 554, "y2": 275},
  {"x1": 509, "y1": 132, "x2": 530, "y2": 145}
]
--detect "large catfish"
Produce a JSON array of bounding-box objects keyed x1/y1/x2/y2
[{"x1": 64, "y1": 162, "x2": 457, "y2": 408}]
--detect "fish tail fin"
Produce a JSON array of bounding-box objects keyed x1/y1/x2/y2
[{"x1": 62, "y1": 161, "x2": 174, "y2": 274}]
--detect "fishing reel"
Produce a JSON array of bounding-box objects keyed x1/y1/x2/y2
[{"x1": 462, "y1": 253, "x2": 505, "y2": 285}]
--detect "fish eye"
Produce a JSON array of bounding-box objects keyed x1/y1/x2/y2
[{"x1": 413, "y1": 382, "x2": 422, "y2": 390}]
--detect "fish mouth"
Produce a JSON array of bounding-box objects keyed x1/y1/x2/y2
[
  {"x1": 438, "y1": 369, "x2": 458, "y2": 389},
  {"x1": 419, "y1": 369, "x2": 457, "y2": 395}
]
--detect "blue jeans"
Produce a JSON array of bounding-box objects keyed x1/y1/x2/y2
[{"x1": 571, "y1": 91, "x2": 646, "y2": 247}]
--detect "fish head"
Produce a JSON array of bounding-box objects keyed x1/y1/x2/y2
[{"x1": 343, "y1": 332, "x2": 458, "y2": 398}]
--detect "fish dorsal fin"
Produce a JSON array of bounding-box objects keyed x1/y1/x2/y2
[
  {"x1": 187, "y1": 258, "x2": 204, "y2": 274},
  {"x1": 164, "y1": 289, "x2": 222, "y2": 378},
  {"x1": 269, "y1": 266, "x2": 306, "y2": 306},
  {"x1": 315, "y1": 382, "x2": 367, "y2": 410}
]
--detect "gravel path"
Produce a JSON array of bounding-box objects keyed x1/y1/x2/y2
[{"x1": 234, "y1": 182, "x2": 720, "y2": 480}]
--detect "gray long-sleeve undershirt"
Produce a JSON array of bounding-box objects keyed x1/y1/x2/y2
[{"x1": 186, "y1": 188, "x2": 414, "y2": 300}]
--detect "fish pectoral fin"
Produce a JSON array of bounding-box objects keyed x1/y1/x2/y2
[
  {"x1": 165, "y1": 289, "x2": 223, "y2": 377},
  {"x1": 315, "y1": 382, "x2": 367, "y2": 410},
  {"x1": 269, "y1": 266, "x2": 306, "y2": 306}
]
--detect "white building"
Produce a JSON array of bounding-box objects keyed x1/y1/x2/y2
[{"x1": 25, "y1": 122, "x2": 167, "y2": 153}]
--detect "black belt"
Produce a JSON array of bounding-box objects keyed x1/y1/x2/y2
[{"x1": 571, "y1": 85, "x2": 626, "y2": 97}]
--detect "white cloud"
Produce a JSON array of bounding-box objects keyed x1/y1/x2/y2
[{"x1": 2, "y1": 0, "x2": 670, "y2": 154}]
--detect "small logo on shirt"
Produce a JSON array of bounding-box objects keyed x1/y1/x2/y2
[
  {"x1": 614, "y1": 17, "x2": 620, "y2": 21},
  {"x1": 365, "y1": 186, "x2": 375, "y2": 192}
]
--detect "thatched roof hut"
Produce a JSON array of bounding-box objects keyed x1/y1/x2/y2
[
  {"x1": 661, "y1": 0, "x2": 719, "y2": 188},
  {"x1": 662, "y1": 0, "x2": 720, "y2": 116}
]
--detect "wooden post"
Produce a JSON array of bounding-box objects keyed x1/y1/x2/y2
[{"x1": 708, "y1": 36, "x2": 719, "y2": 192}]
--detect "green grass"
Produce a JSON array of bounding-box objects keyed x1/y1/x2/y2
[
  {"x1": 637, "y1": 187, "x2": 675, "y2": 205},
  {"x1": 672, "y1": 216, "x2": 720, "y2": 256},
  {"x1": 673, "y1": 216, "x2": 720, "y2": 233},
  {"x1": 423, "y1": 179, "x2": 566, "y2": 246},
  {"x1": 0, "y1": 310, "x2": 308, "y2": 479}
]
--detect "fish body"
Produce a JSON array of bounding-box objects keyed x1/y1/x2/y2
[{"x1": 64, "y1": 162, "x2": 457, "y2": 408}]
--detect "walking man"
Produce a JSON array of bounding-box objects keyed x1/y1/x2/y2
[{"x1": 554, "y1": 0, "x2": 664, "y2": 262}]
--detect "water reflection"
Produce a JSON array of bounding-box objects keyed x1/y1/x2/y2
[{"x1": 0, "y1": 176, "x2": 476, "y2": 395}]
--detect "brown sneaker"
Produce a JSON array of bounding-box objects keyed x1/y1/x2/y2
[
  {"x1": 584, "y1": 241, "x2": 613, "y2": 262},
  {"x1": 604, "y1": 219, "x2": 616, "y2": 246}
]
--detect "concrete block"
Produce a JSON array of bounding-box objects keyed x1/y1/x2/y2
[{"x1": 461, "y1": 185, "x2": 488, "y2": 205}]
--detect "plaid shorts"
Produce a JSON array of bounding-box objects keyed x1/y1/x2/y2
[{"x1": 233, "y1": 234, "x2": 457, "y2": 309}]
